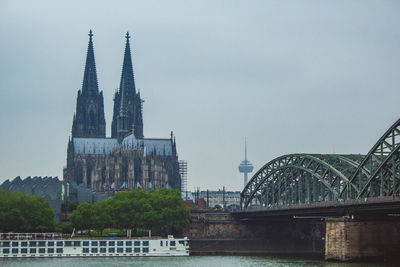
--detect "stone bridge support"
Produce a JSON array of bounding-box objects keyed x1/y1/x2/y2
[
  {"x1": 185, "y1": 210, "x2": 325, "y2": 255},
  {"x1": 325, "y1": 216, "x2": 400, "y2": 261},
  {"x1": 184, "y1": 210, "x2": 252, "y2": 239}
]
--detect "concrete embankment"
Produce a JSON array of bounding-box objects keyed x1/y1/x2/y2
[
  {"x1": 189, "y1": 238, "x2": 323, "y2": 257},
  {"x1": 185, "y1": 210, "x2": 324, "y2": 257}
]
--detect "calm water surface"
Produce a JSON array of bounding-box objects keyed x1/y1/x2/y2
[{"x1": 0, "y1": 256, "x2": 395, "y2": 267}]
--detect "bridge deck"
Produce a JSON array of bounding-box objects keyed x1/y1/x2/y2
[{"x1": 235, "y1": 195, "x2": 400, "y2": 219}]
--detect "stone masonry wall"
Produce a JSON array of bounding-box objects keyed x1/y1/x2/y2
[
  {"x1": 184, "y1": 210, "x2": 253, "y2": 239},
  {"x1": 185, "y1": 210, "x2": 325, "y2": 256},
  {"x1": 325, "y1": 217, "x2": 400, "y2": 261}
]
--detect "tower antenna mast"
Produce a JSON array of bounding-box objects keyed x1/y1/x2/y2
[{"x1": 238, "y1": 137, "x2": 254, "y2": 188}]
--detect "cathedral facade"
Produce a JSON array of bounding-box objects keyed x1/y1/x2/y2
[{"x1": 63, "y1": 31, "x2": 181, "y2": 193}]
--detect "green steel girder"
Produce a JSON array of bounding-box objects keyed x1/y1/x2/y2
[
  {"x1": 340, "y1": 119, "x2": 400, "y2": 199},
  {"x1": 241, "y1": 119, "x2": 400, "y2": 210},
  {"x1": 241, "y1": 154, "x2": 361, "y2": 208},
  {"x1": 356, "y1": 144, "x2": 400, "y2": 198}
]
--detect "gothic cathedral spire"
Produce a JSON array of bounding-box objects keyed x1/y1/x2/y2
[
  {"x1": 112, "y1": 32, "x2": 144, "y2": 139},
  {"x1": 82, "y1": 30, "x2": 99, "y2": 95},
  {"x1": 117, "y1": 77, "x2": 129, "y2": 141},
  {"x1": 120, "y1": 32, "x2": 136, "y2": 96},
  {"x1": 71, "y1": 30, "x2": 106, "y2": 138}
]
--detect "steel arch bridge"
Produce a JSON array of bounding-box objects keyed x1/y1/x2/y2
[{"x1": 241, "y1": 119, "x2": 400, "y2": 209}]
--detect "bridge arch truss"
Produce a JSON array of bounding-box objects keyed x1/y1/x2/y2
[{"x1": 241, "y1": 119, "x2": 400, "y2": 209}]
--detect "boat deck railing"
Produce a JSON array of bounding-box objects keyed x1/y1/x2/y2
[
  {"x1": 0, "y1": 233, "x2": 188, "y2": 241},
  {"x1": 0, "y1": 233, "x2": 63, "y2": 240}
]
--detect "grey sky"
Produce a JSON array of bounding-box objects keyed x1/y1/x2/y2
[{"x1": 0, "y1": 0, "x2": 399, "y2": 191}]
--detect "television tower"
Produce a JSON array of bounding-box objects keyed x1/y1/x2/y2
[{"x1": 238, "y1": 138, "x2": 254, "y2": 188}]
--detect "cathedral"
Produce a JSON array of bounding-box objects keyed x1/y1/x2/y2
[{"x1": 63, "y1": 30, "x2": 181, "y2": 193}]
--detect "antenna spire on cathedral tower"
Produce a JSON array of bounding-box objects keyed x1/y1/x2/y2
[{"x1": 82, "y1": 29, "x2": 99, "y2": 95}]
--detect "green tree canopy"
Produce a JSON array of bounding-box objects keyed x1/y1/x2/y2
[
  {"x1": 0, "y1": 190, "x2": 55, "y2": 232},
  {"x1": 69, "y1": 189, "x2": 190, "y2": 236},
  {"x1": 69, "y1": 202, "x2": 94, "y2": 233}
]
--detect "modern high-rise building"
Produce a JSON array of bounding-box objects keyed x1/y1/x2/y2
[
  {"x1": 63, "y1": 31, "x2": 181, "y2": 193},
  {"x1": 238, "y1": 138, "x2": 254, "y2": 188}
]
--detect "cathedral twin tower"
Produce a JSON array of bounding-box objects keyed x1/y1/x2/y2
[
  {"x1": 71, "y1": 30, "x2": 143, "y2": 140},
  {"x1": 64, "y1": 31, "x2": 181, "y2": 193}
]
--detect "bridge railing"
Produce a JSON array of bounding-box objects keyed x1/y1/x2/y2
[{"x1": 242, "y1": 195, "x2": 400, "y2": 212}]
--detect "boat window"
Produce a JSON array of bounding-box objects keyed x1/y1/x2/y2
[
  {"x1": 83, "y1": 241, "x2": 89, "y2": 246},
  {"x1": 91, "y1": 241, "x2": 98, "y2": 246},
  {"x1": 12, "y1": 242, "x2": 18, "y2": 247},
  {"x1": 100, "y1": 241, "x2": 107, "y2": 246},
  {"x1": 125, "y1": 241, "x2": 132, "y2": 246},
  {"x1": 82, "y1": 248, "x2": 89, "y2": 253},
  {"x1": 160, "y1": 240, "x2": 163, "y2": 246},
  {"x1": 38, "y1": 241, "x2": 46, "y2": 247},
  {"x1": 108, "y1": 241, "x2": 115, "y2": 246},
  {"x1": 12, "y1": 248, "x2": 18, "y2": 254},
  {"x1": 117, "y1": 248, "x2": 123, "y2": 253},
  {"x1": 134, "y1": 241, "x2": 140, "y2": 246},
  {"x1": 143, "y1": 247, "x2": 149, "y2": 253},
  {"x1": 91, "y1": 248, "x2": 98, "y2": 253},
  {"x1": 29, "y1": 241, "x2": 37, "y2": 247},
  {"x1": 21, "y1": 242, "x2": 28, "y2": 247},
  {"x1": 166, "y1": 241, "x2": 168, "y2": 246},
  {"x1": 48, "y1": 241, "x2": 54, "y2": 246},
  {"x1": 100, "y1": 248, "x2": 106, "y2": 253},
  {"x1": 48, "y1": 248, "x2": 54, "y2": 253},
  {"x1": 56, "y1": 248, "x2": 63, "y2": 254},
  {"x1": 134, "y1": 247, "x2": 140, "y2": 253},
  {"x1": 56, "y1": 241, "x2": 63, "y2": 247},
  {"x1": 39, "y1": 248, "x2": 45, "y2": 254},
  {"x1": 170, "y1": 241, "x2": 176, "y2": 246},
  {"x1": 21, "y1": 248, "x2": 27, "y2": 254},
  {"x1": 65, "y1": 241, "x2": 72, "y2": 247},
  {"x1": 73, "y1": 241, "x2": 81, "y2": 246},
  {"x1": 179, "y1": 240, "x2": 184, "y2": 245},
  {"x1": 2, "y1": 248, "x2": 9, "y2": 254},
  {"x1": 108, "y1": 248, "x2": 115, "y2": 253},
  {"x1": 29, "y1": 248, "x2": 36, "y2": 254},
  {"x1": 143, "y1": 241, "x2": 149, "y2": 246},
  {"x1": 126, "y1": 248, "x2": 132, "y2": 253},
  {"x1": 117, "y1": 241, "x2": 123, "y2": 246},
  {"x1": 2, "y1": 242, "x2": 10, "y2": 247}
]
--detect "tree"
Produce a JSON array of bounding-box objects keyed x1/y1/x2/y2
[
  {"x1": 92, "y1": 199, "x2": 114, "y2": 236},
  {"x1": 70, "y1": 202, "x2": 94, "y2": 234},
  {"x1": 59, "y1": 222, "x2": 73, "y2": 234},
  {"x1": 66, "y1": 189, "x2": 190, "y2": 237},
  {"x1": 112, "y1": 190, "x2": 152, "y2": 234},
  {"x1": 149, "y1": 189, "x2": 190, "y2": 235},
  {"x1": 0, "y1": 190, "x2": 55, "y2": 232}
]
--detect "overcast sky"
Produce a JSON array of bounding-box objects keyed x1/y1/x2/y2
[{"x1": 0, "y1": 0, "x2": 399, "y2": 191}]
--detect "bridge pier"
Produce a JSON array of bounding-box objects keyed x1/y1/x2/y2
[
  {"x1": 186, "y1": 210, "x2": 325, "y2": 256},
  {"x1": 325, "y1": 216, "x2": 400, "y2": 262}
]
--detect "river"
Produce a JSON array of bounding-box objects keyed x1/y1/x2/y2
[{"x1": 0, "y1": 256, "x2": 396, "y2": 267}]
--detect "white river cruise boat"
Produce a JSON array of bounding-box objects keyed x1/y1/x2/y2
[{"x1": 0, "y1": 233, "x2": 189, "y2": 258}]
